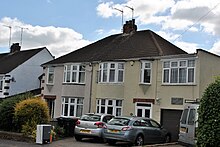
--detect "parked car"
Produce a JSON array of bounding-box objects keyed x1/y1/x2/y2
[
  {"x1": 102, "y1": 116, "x2": 171, "y2": 146},
  {"x1": 74, "y1": 113, "x2": 114, "y2": 141}
]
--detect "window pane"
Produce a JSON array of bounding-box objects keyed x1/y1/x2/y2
[
  {"x1": 79, "y1": 65, "x2": 85, "y2": 71},
  {"x1": 70, "y1": 105, "x2": 74, "y2": 116},
  {"x1": 101, "y1": 99, "x2": 105, "y2": 105},
  {"x1": 163, "y1": 61, "x2": 170, "y2": 68},
  {"x1": 118, "y1": 70, "x2": 123, "y2": 82},
  {"x1": 72, "y1": 65, "x2": 77, "y2": 70},
  {"x1": 0, "y1": 76, "x2": 3, "y2": 91},
  {"x1": 116, "y1": 108, "x2": 122, "y2": 116},
  {"x1": 77, "y1": 98, "x2": 83, "y2": 104},
  {"x1": 96, "y1": 106, "x2": 99, "y2": 113},
  {"x1": 101, "y1": 106, "x2": 105, "y2": 113},
  {"x1": 76, "y1": 105, "x2": 83, "y2": 117},
  {"x1": 65, "y1": 98, "x2": 69, "y2": 103},
  {"x1": 145, "y1": 63, "x2": 150, "y2": 68},
  {"x1": 48, "y1": 73, "x2": 54, "y2": 83},
  {"x1": 110, "y1": 63, "x2": 115, "y2": 68},
  {"x1": 180, "y1": 61, "x2": 186, "y2": 67},
  {"x1": 181, "y1": 109, "x2": 189, "y2": 124},
  {"x1": 188, "y1": 109, "x2": 196, "y2": 125},
  {"x1": 66, "y1": 72, "x2": 71, "y2": 82},
  {"x1": 109, "y1": 69, "x2": 115, "y2": 82},
  {"x1": 171, "y1": 62, "x2": 178, "y2": 67},
  {"x1": 70, "y1": 98, "x2": 75, "y2": 103},
  {"x1": 118, "y1": 63, "x2": 124, "y2": 69},
  {"x1": 170, "y1": 68, "x2": 178, "y2": 83},
  {"x1": 79, "y1": 72, "x2": 85, "y2": 83},
  {"x1": 188, "y1": 60, "x2": 195, "y2": 67},
  {"x1": 107, "y1": 107, "x2": 113, "y2": 114},
  {"x1": 64, "y1": 104, "x2": 68, "y2": 116},
  {"x1": 103, "y1": 69, "x2": 107, "y2": 82},
  {"x1": 108, "y1": 100, "x2": 113, "y2": 105},
  {"x1": 179, "y1": 68, "x2": 186, "y2": 83},
  {"x1": 188, "y1": 68, "x2": 194, "y2": 82},
  {"x1": 143, "y1": 69, "x2": 151, "y2": 83},
  {"x1": 72, "y1": 72, "x2": 77, "y2": 82},
  {"x1": 116, "y1": 100, "x2": 122, "y2": 106},
  {"x1": 163, "y1": 69, "x2": 169, "y2": 83}
]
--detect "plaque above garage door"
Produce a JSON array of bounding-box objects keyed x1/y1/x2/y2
[{"x1": 160, "y1": 109, "x2": 182, "y2": 142}]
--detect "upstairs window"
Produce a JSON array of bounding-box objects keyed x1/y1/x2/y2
[
  {"x1": 0, "y1": 76, "x2": 3, "y2": 91},
  {"x1": 64, "y1": 64, "x2": 85, "y2": 84},
  {"x1": 140, "y1": 61, "x2": 152, "y2": 84},
  {"x1": 47, "y1": 67, "x2": 54, "y2": 84},
  {"x1": 99, "y1": 62, "x2": 124, "y2": 83},
  {"x1": 163, "y1": 59, "x2": 195, "y2": 84}
]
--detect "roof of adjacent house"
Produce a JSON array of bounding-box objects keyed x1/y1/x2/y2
[
  {"x1": 44, "y1": 30, "x2": 187, "y2": 65},
  {"x1": 0, "y1": 47, "x2": 46, "y2": 74}
]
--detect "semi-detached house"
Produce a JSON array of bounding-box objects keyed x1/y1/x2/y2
[
  {"x1": 0, "y1": 43, "x2": 54, "y2": 98},
  {"x1": 41, "y1": 20, "x2": 220, "y2": 141}
]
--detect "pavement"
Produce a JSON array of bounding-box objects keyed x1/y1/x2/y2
[{"x1": 0, "y1": 137, "x2": 186, "y2": 147}]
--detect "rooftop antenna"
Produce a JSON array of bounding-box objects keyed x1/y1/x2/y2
[
  {"x1": 17, "y1": 26, "x2": 29, "y2": 46},
  {"x1": 125, "y1": 5, "x2": 134, "y2": 20},
  {"x1": 3, "y1": 25, "x2": 12, "y2": 48},
  {"x1": 113, "y1": 7, "x2": 124, "y2": 32}
]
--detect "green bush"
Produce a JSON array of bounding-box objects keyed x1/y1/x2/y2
[
  {"x1": 0, "y1": 93, "x2": 33, "y2": 131},
  {"x1": 14, "y1": 97, "x2": 50, "y2": 137},
  {"x1": 197, "y1": 78, "x2": 220, "y2": 146}
]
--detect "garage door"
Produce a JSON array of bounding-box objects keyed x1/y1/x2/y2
[{"x1": 160, "y1": 109, "x2": 182, "y2": 142}]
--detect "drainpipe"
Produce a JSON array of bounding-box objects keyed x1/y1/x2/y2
[{"x1": 88, "y1": 63, "x2": 93, "y2": 113}]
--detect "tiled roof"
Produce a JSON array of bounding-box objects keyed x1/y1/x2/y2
[
  {"x1": 0, "y1": 47, "x2": 46, "y2": 74},
  {"x1": 45, "y1": 30, "x2": 187, "y2": 65}
]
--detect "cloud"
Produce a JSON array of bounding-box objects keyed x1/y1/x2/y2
[
  {"x1": 0, "y1": 17, "x2": 91, "y2": 58},
  {"x1": 210, "y1": 41, "x2": 220, "y2": 55}
]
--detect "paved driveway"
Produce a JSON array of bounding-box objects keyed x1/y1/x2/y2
[{"x1": 0, "y1": 138, "x2": 186, "y2": 147}]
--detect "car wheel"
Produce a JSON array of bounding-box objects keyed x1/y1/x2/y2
[
  {"x1": 107, "y1": 139, "x2": 116, "y2": 145},
  {"x1": 75, "y1": 135, "x2": 82, "y2": 141},
  {"x1": 164, "y1": 135, "x2": 171, "y2": 143},
  {"x1": 135, "y1": 135, "x2": 144, "y2": 146}
]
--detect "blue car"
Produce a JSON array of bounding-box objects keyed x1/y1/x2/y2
[{"x1": 102, "y1": 116, "x2": 171, "y2": 146}]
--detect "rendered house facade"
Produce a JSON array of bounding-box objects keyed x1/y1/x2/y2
[
  {"x1": 0, "y1": 43, "x2": 54, "y2": 98},
  {"x1": 41, "y1": 20, "x2": 220, "y2": 141}
]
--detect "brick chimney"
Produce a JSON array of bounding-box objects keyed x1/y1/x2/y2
[
  {"x1": 10, "y1": 43, "x2": 21, "y2": 53},
  {"x1": 123, "y1": 19, "x2": 137, "y2": 34}
]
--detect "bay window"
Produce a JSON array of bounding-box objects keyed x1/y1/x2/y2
[
  {"x1": 163, "y1": 59, "x2": 195, "y2": 84},
  {"x1": 96, "y1": 99, "x2": 123, "y2": 116},
  {"x1": 61, "y1": 97, "x2": 83, "y2": 117},
  {"x1": 64, "y1": 64, "x2": 85, "y2": 84},
  {"x1": 99, "y1": 62, "x2": 124, "y2": 83}
]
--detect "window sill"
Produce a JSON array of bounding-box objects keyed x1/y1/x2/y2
[
  {"x1": 98, "y1": 82, "x2": 124, "y2": 85},
  {"x1": 139, "y1": 83, "x2": 151, "y2": 85},
  {"x1": 162, "y1": 83, "x2": 196, "y2": 86},
  {"x1": 62, "y1": 83, "x2": 85, "y2": 86},
  {"x1": 46, "y1": 83, "x2": 54, "y2": 86}
]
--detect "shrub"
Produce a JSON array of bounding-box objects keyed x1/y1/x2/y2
[
  {"x1": 14, "y1": 97, "x2": 50, "y2": 137},
  {"x1": 197, "y1": 78, "x2": 220, "y2": 146},
  {"x1": 0, "y1": 93, "x2": 33, "y2": 131}
]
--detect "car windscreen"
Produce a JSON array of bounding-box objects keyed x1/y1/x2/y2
[
  {"x1": 108, "y1": 118, "x2": 130, "y2": 126},
  {"x1": 80, "y1": 114, "x2": 101, "y2": 121}
]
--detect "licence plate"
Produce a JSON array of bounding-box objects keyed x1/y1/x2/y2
[
  {"x1": 80, "y1": 129, "x2": 91, "y2": 133},
  {"x1": 108, "y1": 129, "x2": 120, "y2": 133}
]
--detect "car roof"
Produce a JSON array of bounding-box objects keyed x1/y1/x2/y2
[{"x1": 113, "y1": 116, "x2": 153, "y2": 121}]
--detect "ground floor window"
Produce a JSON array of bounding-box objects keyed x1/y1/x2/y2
[
  {"x1": 135, "y1": 103, "x2": 152, "y2": 118},
  {"x1": 96, "y1": 99, "x2": 123, "y2": 116},
  {"x1": 61, "y1": 97, "x2": 83, "y2": 117}
]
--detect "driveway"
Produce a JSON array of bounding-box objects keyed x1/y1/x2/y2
[{"x1": 0, "y1": 138, "x2": 186, "y2": 147}]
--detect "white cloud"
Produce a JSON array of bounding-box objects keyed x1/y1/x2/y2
[
  {"x1": 174, "y1": 41, "x2": 198, "y2": 54},
  {"x1": 210, "y1": 40, "x2": 220, "y2": 55},
  {"x1": 0, "y1": 17, "x2": 91, "y2": 58}
]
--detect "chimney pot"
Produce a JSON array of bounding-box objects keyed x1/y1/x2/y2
[
  {"x1": 123, "y1": 19, "x2": 137, "y2": 34},
  {"x1": 10, "y1": 43, "x2": 21, "y2": 53}
]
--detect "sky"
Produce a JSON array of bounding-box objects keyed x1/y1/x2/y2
[{"x1": 0, "y1": 0, "x2": 220, "y2": 58}]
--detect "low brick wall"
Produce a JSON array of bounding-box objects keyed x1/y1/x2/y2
[{"x1": 0, "y1": 131, "x2": 33, "y2": 142}]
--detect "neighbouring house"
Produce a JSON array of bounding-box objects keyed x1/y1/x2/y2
[
  {"x1": 41, "y1": 19, "x2": 220, "y2": 141},
  {"x1": 0, "y1": 43, "x2": 54, "y2": 99}
]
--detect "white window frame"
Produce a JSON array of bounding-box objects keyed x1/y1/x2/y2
[
  {"x1": 162, "y1": 59, "x2": 195, "y2": 85},
  {"x1": 140, "y1": 61, "x2": 152, "y2": 84},
  {"x1": 135, "y1": 102, "x2": 152, "y2": 118},
  {"x1": 96, "y1": 99, "x2": 123, "y2": 116},
  {"x1": 61, "y1": 97, "x2": 83, "y2": 117},
  {"x1": 99, "y1": 62, "x2": 124, "y2": 83},
  {"x1": 63, "y1": 64, "x2": 85, "y2": 84},
  {"x1": 47, "y1": 67, "x2": 55, "y2": 84}
]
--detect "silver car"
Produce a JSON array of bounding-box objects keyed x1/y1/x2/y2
[
  {"x1": 102, "y1": 116, "x2": 171, "y2": 146},
  {"x1": 74, "y1": 113, "x2": 114, "y2": 141}
]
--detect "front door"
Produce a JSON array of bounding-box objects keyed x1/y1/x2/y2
[{"x1": 135, "y1": 103, "x2": 152, "y2": 118}]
